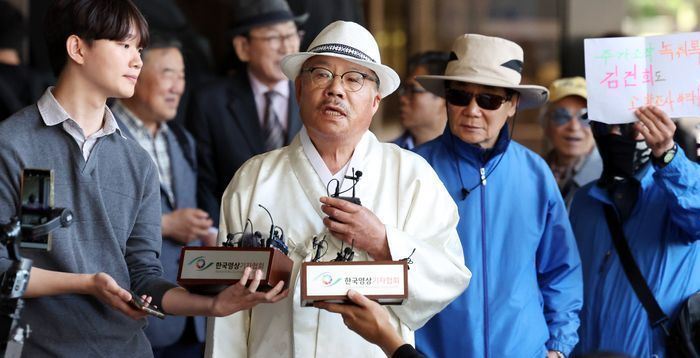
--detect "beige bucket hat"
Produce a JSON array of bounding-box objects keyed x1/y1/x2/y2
[
  {"x1": 417, "y1": 34, "x2": 548, "y2": 109},
  {"x1": 280, "y1": 21, "x2": 400, "y2": 98},
  {"x1": 548, "y1": 76, "x2": 587, "y2": 102}
]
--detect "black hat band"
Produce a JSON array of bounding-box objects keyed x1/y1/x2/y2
[{"x1": 308, "y1": 43, "x2": 376, "y2": 63}]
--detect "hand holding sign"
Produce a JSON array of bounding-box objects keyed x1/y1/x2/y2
[{"x1": 585, "y1": 32, "x2": 700, "y2": 124}]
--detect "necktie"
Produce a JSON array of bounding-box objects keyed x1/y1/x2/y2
[{"x1": 263, "y1": 91, "x2": 285, "y2": 151}]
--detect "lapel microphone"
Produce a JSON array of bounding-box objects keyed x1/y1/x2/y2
[{"x1": 461, "y1": 188, "x2": 470, "y2": 200}]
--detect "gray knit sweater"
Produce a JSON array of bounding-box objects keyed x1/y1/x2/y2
[{"x1": 0, "y1": 105, "x2": 178, "y2": 357}]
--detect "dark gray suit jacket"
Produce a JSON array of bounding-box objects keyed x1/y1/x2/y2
[
  {"x1": 186, "y1": 71, "x2": 302, "y2": 225},
  {"x1": 114, "y1": 116, "x2": 207, "y2": 347}
]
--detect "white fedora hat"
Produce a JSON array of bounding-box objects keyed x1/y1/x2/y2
[
  {"x1": 280, "y1": 21, "x2": 400, "y2": 98},
  {"x1": 417, "y1": 34, "x2": 548, "y2": 109}
]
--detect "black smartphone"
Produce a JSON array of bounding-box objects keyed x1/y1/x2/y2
[{"x1": 130, "y1": 291, "x2": 165, "y2": 319}]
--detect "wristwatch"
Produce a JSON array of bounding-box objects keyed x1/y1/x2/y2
[
  {"x1": 552, "y1": 351, "x2": 566, "y2": 358},
  {"x1": 652, "y1": 144, "x2": 677, "y2": 168}
]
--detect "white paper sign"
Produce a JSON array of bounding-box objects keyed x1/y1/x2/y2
[{"x1": 584, "y1": 32, "x2": 700, "y2": 124}]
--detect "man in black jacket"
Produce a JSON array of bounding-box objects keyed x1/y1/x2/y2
[{"x1": 186, "y1": 0, "x2": 307, "y2": 225}]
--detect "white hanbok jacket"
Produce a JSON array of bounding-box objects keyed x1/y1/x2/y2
[{"x1": 206, "y1": 130, "x2": 471, "y2": 358}]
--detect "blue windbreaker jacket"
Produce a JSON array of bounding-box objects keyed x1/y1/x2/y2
[
  {"x1": 415, "y1": 128, "x2": 583, "y2": 358},
  {"x1": 570, "y1": 147, "x2": 700, "y2": 357}
]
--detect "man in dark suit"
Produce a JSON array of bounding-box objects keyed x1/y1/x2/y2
[
  {"x1": 187, "y1": 0, "x2": 307, "y2": 224},
  {"x1": 0, "y1": 1, "x2": 51, "y2": 121},
  {"x1": 111, "y1": 34, "x2": 214, "y2": 358}
]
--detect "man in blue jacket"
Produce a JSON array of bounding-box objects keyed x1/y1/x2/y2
[
  {"x1": 570, "y1": 107, "x2": 700, "y2": 357},
  {"x1": 414, "y1": 34, "x2": 583, "y2": 358}
]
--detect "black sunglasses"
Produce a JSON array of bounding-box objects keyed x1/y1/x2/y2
[
  {"x1": 549, "y1": 107, "x2": 590, "y2": 127},
  {"x1": 445, "y1": 89, "x2": 511, "y2": 110}
]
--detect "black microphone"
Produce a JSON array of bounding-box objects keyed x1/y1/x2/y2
[
  {"x1": 343, "y1": 169, "x2": 362, "y2": 181},
  {"x1": 254, "y1": 231, "x2": 264, "y2": 247},
  {"x1": 258, "y1": 204, "x2": 275, "y2": 245},
  {"x1": 225, "y1": 233, "x2": 236, "y2": 247},
  {"x1": 311, "y1": 235, "x2": 327, "y2": 262},
  {"x1": 342, "y1": 247, "x2": 354, "y2": 262},
  {"x1": 344, "y1": 169, "x2": 362, "y2": 200}
]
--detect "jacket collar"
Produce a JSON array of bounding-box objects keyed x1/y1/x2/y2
[
  {"x1": 226, "y1": 71, "x2": 301, "y2": 153},
  {"x1": 439, "y1": 124, "x2": 511, "y2": 165},
  {"x1": 588, "y1": 162, "x2": 653, "y2": 205}
]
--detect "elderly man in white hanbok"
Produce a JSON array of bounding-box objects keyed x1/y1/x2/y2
[{"x1": 205, "y1": 21, "x2": 471, "y2": 358}]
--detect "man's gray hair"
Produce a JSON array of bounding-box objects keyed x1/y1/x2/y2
[{"x1": 141, "y1": 32, "x2": 183, "y2": 61}]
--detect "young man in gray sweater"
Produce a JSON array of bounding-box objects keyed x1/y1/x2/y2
[{"x1": 0, "y1": 0, "x2": 287, "y2": 356}]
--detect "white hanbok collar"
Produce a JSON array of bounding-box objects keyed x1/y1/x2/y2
[{"x1": 299, "y1": 126, "x2": 368, "y2": 197}]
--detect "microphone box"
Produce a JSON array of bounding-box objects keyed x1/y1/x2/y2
[
  {"x1": 177, "y1": 246, "x2": 292, "y2": 295},
  {"x1": 300, "y1": 261, "x2": 408, "y2": 306}
]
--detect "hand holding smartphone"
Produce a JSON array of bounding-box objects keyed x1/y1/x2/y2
[{"x1": 130, "y1": 291, "x2": 165, "y2": 319}]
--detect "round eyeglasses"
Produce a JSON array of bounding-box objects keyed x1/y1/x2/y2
[
  {"x1": 445, "y1": 89, "x2": 512, "y2": 110},
  {"x1": 301, "y1": 66, "x2": 378, "y2": 92},
  {"x1": 549, "y1": 107, "x2": 590, "y2": 127}
]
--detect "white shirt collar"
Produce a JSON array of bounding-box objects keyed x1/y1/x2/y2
[
  {"x1": 248, "y1": 70, "x2": 289, "y2": 99},
  {"x1": 37, "y1": 87, "x2": 125, "y2": 139},
  {"x1": 299, "y1": 126, "x2": 369, "y2": 196}
]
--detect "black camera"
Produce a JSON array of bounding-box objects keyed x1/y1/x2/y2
[{"x1": 0, "y1": 169, "x2": 73, "y2": 357}]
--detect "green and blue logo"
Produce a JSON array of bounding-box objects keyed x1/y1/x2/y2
[
  {"x1": 187, "y1": 256, "x2": 213, "y2": 271},
  {"x1": 314, "y1": 272, "x2": 342, "y2": 287}
]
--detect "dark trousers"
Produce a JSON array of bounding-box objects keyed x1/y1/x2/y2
[{"x1": 152, "y1": 317, "x2": 204, "y2": 358}]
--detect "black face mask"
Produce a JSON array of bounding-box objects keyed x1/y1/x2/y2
[{"x1": 596, "y1": 134, "x2": 650, "y2": 185}]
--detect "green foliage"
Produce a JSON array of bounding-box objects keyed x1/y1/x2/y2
[{"x1": 628, "y1": 0, "x2": 692, "y2": 17}]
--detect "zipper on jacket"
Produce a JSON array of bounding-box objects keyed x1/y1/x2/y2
[{"x1": 480, "y1": 166, "x2": 490, "y2": 358}]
